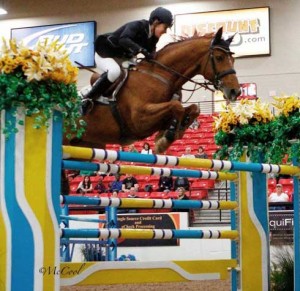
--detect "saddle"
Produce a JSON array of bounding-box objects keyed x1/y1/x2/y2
[{"x1": 90, "y1": 61, "x2": 134, "y2": 104}]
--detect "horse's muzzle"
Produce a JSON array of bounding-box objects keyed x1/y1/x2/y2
[{"x1": 223, "y1": 87, "x2": 241, "y2": 102}]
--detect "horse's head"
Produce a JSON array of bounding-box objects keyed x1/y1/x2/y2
[{"x1": 203, "y1": 27, "x2": 241, "y2": 101}]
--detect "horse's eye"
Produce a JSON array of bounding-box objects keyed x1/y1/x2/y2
[{"x1": 215, "y1": 55, "x2": 224, "y2": 62}]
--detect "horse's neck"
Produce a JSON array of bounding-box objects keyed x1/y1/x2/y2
[{"x1": 157, "y1": 38, "x2": 211, "y2": 78}]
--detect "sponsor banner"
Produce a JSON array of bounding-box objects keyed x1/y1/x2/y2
[
  {"x1": 269, "y1": 211, "x2": 293, "y2": 245},
  {"x1": 175, "y1": 7, "x2": 270, "y2": 57},
  {"x1": 238, "y1": 83, "x2": 257, "y2": 99},
  {"x1": 11, "y1": 21, "x2": 96, "y2": 67},
  {"x1": 100, "y1": 213, "x2": 180, "y2": 247}
]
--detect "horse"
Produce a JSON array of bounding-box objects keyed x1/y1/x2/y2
[{"x1": 65, "y1": 27, "x2": 240, "y2": 153}]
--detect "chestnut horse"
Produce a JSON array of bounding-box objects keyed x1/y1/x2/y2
[{"x1": 66, "y1": 27, "x2": 240, "y2": 153}]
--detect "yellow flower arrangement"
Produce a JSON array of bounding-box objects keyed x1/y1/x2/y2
[
  {"x1": 213, "y1": 99, "x2": 274, "y2": 133},
  {"x1": 214, "y1": 96, "x2": 300, "y2": 163},
  {"x1": 0, "y1": 38, "x2": 78, "y2": 84},
  {"x1": 272, "y1": 95, "x2": 300, "y2": 117},
  {"x1": 0, "y1": 38, "x2": 84, "y2": 138}
]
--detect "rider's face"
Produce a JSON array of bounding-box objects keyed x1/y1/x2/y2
[{"x1": 153, "y1": 23, "x2": 169, "y2": 38}]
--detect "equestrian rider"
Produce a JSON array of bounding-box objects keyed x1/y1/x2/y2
[{"x1": 82, "y1": 7, "x2": 173, "y2": 100}]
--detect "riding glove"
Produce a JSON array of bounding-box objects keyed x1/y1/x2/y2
[{"x1": 140, "y1": 48, "x2": 153, "y2": 60}]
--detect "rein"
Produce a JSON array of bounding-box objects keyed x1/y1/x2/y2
[
  {"x1": 146, "y1": 59, "x2": 214, "y2": 92},
  {"x1": 140, "y1": 45, "x2": 236, "y2": 94}
]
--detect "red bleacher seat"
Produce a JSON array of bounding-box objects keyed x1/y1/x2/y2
[
  {"x1": 202, "y1": 132, "x2": 215, "y2": 138},
  {"x1": 200, "y1": 127, "x2": 214, "y2": 133},
  {"x1": 149, "y1": 192, "x2": 166, "y2": 199},
  {"x1": 149, "y1": 176, "x2": 160, "y2": 183},
  {"x1": 118, "y1": 192, "x2": 129, "y2": 198},
  {"x1": 69, "y1": 187, "x2": 77, "y2": 194},
  {"x1": 90, "y1": 176, "x2": 100, "y2": 182},
  {"x1": 205, "y1": 144, "x2": 219, "y2": 151},
  {"x1": 136, "y1": 192, "x2": 150, "y2": 198},
  {"x1": 279, "y1": 178, "x2": 293, "y2": 186},
  {"x1": 167, "y1": 191, "x2": 179, "y2": 199},
  {"x1": 103, "y1": 175, "x2": 115, "y2": 182},
  {"x1": 267, "y1": 179, "x2": 276, "y2": 191},
  {"x1": 200, "y1": 123, "x2": 214, "y2": 128},
  {"x1": 84, "y1": 193, "x2": 100, "y2": 198},
  {"x1": 99, "y1": 193, "x2": 110, "y2": 197},
  {"x1": 191, "y1": 179, "x2": 215, "y2": 189},
  {"x1": 190, "y1": 190, "x2": 208, "y2": 200}
]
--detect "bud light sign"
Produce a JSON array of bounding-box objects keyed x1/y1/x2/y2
[{"x1": 11, "y1": 21, "x2": 96, "y2": 67}]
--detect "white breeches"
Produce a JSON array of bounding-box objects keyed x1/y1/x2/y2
[{"x1": 95, "y1": 53, "x2": 122, "y2": 82}]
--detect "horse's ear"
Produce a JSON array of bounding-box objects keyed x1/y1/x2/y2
[
  {"x1": 212, "y1": 27, "x2": 223, "y2": 46},
  {"x1": 226, "y1": 34, "x2": 235, "y2": 45}
]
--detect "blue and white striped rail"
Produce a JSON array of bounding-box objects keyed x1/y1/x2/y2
[
  {"x1": 63, "y1": 146, "x2": 300, "y2": 175},
  {"x1": 60, "y1": 215, "x2": 107, "y2": 224},
  {"x1": 60, "y1": 196, "x2": 238, "y2": 210},
  {"x1": 62, "y1": 160, "x2": 237, "y2": 180},
  {"x1": 61, "y1": 228, "x2": 239, "y2": 240}
]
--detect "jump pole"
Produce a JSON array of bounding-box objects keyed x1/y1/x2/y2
[{"x1": 63, "y1": 146, "x2": 300, "y2": 176}]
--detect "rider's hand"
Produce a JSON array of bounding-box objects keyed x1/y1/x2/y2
[{"x1": 140, "y1": 48, "x2": 153, "y2": 60}]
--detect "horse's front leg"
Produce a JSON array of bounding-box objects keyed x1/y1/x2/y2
[
  {"x1": 138, "y1": 100, "x2": 185, "y2": 153},
  {"x1": 177, "y1": 104, "x2": 200, "y2": 139},
  {"x1": 154, "y1": 104, "x2": 200, "y2": 153}
]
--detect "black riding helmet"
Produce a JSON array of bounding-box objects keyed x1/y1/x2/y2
[{"x1": 149, "y1": 7, "x2": 173, "y2": 27}]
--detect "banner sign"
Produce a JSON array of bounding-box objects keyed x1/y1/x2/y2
[
  {"x1": 11, "y1": 21, "x2": 96, "y2": 67},
  {"x1": 100, "y1": 213, "x2": 180, "y2": 247},
  {"x1": 238, "y1": 83, "x2": 257, "y2": 99},
  {"x1": 269, "y1": 211, "x2": 293, "y2": 245},
  {"x1": 175, "y1": 7, "x2": 270, "y2": 57}
]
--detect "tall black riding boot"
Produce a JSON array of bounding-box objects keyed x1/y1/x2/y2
[{"x1": 83, "y1": 72, "x2": 113, "y2": 100}]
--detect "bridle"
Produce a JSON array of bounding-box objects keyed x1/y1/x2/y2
[{"x1": 206, "y1": 45, "x2": 236, "y2": 91}]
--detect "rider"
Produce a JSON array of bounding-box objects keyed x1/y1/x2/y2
[{"x1": 81, "y1": 7, "x2": 173, "y2": 101}]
